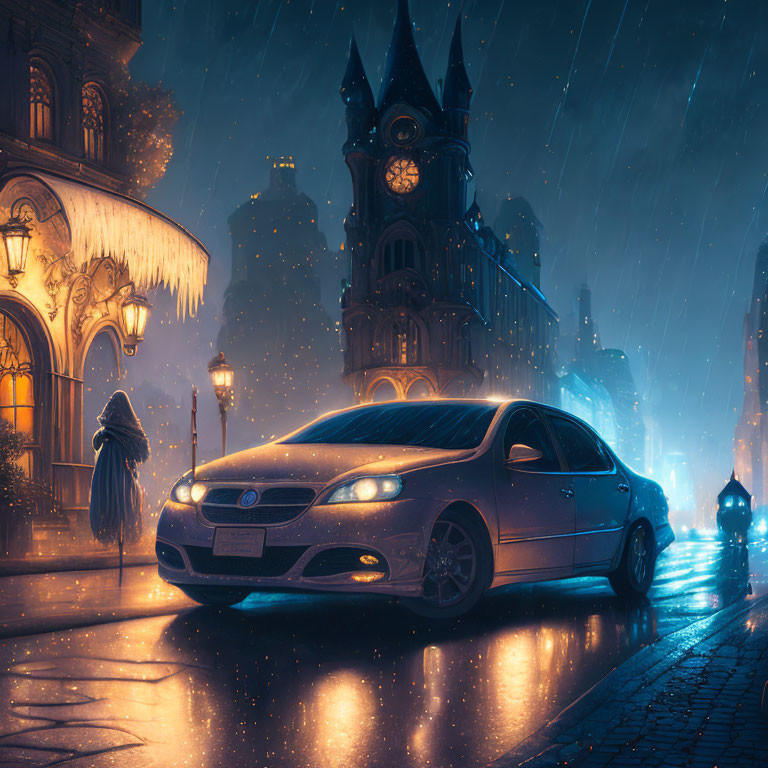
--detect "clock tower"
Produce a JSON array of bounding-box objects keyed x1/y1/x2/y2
[{"x1": 340, "y1": 0, "x2": 558, "y2": 403}]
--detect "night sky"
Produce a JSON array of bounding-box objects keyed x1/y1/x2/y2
[{"x1": 116, "y1": 0, "x2": 768, "y2": 511}]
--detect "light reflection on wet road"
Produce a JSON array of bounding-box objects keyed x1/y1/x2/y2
[{"x1": 0, "y1": 533, "x2": 764, "y2": 768}]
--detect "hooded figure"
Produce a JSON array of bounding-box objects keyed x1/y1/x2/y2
[{"x1": 89, "y1": 390, "x2": 149, "y2": 547}]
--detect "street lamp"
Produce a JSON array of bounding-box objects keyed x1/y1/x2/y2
[
  {"x1": 120, "y1": 289, "x2": 151, "y2": 356},
  {"x1": 208, "y1": 352, "x2": 234, "y2": 456},
  {"x1": 0, "y1": 215, "x2": 32, "y2": 288}
]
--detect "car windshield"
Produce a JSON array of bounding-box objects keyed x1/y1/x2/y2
[{"x1": 282, "y1": 402, "x2": 499, "y2": 449}]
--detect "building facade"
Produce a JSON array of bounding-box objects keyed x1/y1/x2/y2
[
  {"x1": 217, "y1": 157, "x2": 340, "y2": 444},
  {"x1": 339, "y1": 0, "x2": 558, "y2": 403},
  {"x1": 734, "y1": 238, "x2": 768, "y2": 510},
  {"x1": 0, "y1": 0, "x2": 208, "y2": 536}
]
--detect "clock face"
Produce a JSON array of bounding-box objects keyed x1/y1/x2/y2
[{"x1": 384, "y1": 156, "x2": 420, "y2": 195}]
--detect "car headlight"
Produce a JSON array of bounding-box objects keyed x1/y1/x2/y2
[
  {"x1": 326, "y1": 475, "x2": 402, "y2": 504},
  {"x1": 171, "y1": 475, "x2": 206, "y2": 505}
]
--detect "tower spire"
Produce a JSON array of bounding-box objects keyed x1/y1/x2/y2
[
  {"x1": 341, "y1": 37, "x2": 374, "y2": 111},
  {"x1": 341, "y1": 36, "x2": 375, "y2": 142},
  {"x1": 378, "y1": 0, "x2": 441, "y2": 116},
  {"x1": 443, "y1": 9, "x2": 472, "y2": 113}
]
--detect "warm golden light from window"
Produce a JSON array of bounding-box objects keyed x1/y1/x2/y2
[
  {"x1": 82, "y1": 82, "x2": 106, "y2": 163},
  {"x1": 0, "y1": 311, "x2": 35, "y2": 475},
  {"x1": 29, "y1": 63, "x2": 53, "y2": 140}
]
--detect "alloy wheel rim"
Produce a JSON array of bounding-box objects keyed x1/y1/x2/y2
[
  {"x1": 629, "y1": 525, "x2": 648, "y2": 585},
  {"x1": 422, "y1": 520, "x2": 477, "y2": 607}
]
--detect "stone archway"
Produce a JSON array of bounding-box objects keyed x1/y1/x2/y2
[
  {"x1": 406, "y1": 378, "x2": 432, "y2": 399},
  {"x1": 81, "y1": 329, "x2": 122, "y2": 461},
  {"x1": 370, "y1": 379, "x2": 399, "y2": 402}
]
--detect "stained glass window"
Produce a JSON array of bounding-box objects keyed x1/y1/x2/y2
[
  {"x1": 29, "y1": 63, "x2": 53, "y2": 141},
  {"x1": 0, "y1": 312, "x2": 35, "y2": 475},
  {"x1": 82, "y1": 83, "x2": 105, "y2": 163}
]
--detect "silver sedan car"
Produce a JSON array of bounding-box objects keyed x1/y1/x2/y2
[{"x1": 156, "y1": 399, "x2": 674, "y2": 617}]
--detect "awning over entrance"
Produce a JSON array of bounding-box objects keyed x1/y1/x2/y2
[{"x1": 33, "y1": 172, "x2": 209, "y2": 317}]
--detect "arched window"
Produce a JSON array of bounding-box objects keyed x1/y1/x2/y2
[
  {"x1": 380, "y1": 236, "x2": 424, "y2": 277},
  {"x1": 375, "y1": 317, "x2": 421, "y2": 366},
  {"x1": 82, "y1": 83, "x2": 106, "y2": 163},
  {"x1": 0, "y1": 311, "x2": 35, "y2": 475},
  {"x1": 29, "y1": 63, "x2": 53, "y2": 141}
]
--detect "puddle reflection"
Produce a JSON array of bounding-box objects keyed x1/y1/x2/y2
[
  {"x1": 0, "y1": 535, "x2": 760, "y2": 768},
  {"x1": 154, "y1": 534, "x2": 760, "y2": 767}
]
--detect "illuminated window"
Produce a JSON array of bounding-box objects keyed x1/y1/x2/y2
[
  {"x1": 82, "y1": 83, "x2": 106, "y2": 163},
  {"x1": 29, "y1": 63, "x2": 53, "y2": 141},
  {"x1": 0, "y1": 312, "x2": 35, "y2": 475},
  {"x1": 374, "y1": 317, "x2": 420, "y2": 367}
]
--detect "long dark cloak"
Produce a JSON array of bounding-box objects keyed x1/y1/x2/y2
[{"x1": 89, "y1": 390, "x2": 150, "y2": 545}]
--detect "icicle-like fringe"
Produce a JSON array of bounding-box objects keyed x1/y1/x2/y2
[{"x1": 39, "y1": 173, "x2": 209, "y2": 318}]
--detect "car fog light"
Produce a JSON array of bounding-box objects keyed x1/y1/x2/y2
[
  {"x1": 359, "y1": 554, "x2": 379, "y2": 566},
  {"x1": 190, "y1": 483, "x2": 207, "y2": 503},
  {"x1": 351, "y1": 571, "x2": 385, "y2": 583}
]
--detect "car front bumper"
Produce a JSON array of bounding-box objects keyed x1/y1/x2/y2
[{"x1": 156, "y1": 497, "x2": 444, "y2": 597}]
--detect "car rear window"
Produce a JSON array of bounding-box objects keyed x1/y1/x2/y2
[{"x1": 282, "y1": 402, "x2": 499, "y2": 449}]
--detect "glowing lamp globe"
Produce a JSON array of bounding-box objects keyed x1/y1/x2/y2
[
  {"x1": 1, "y1": 216, "x2": 32, "y2": 278},
  {"x1": 120, "y1": 292, "x2": 151, "y2": 355},
  {"x1": 208, "y1": 352, "x2": 234, "y2": 402}
]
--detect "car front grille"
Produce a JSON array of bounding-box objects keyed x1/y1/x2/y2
[
  {"x1": 200, "y1": 485, "x2": 316, "y2": 525},
  {"x1": 185, "y1": 545, "x2": 309, "y2": 577}
]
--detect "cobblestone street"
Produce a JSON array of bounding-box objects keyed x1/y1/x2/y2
[{"x1": 498, "y1": 595, "x2": 768, "y2": 768}]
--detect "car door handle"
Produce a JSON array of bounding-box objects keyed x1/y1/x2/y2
[
  {"x1": 560, "y1": 488, "x2": 575, "y2": 499},
  {"x1": 617, "y1": 482, "x2": 629, "y2": 493}
]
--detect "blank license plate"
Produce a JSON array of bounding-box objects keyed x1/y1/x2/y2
[{"x1": 213, "y1": 528, "x2": 265, "y2": 558}]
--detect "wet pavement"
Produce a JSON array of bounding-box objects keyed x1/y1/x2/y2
[
  {"x1": 0, "y1": 532, "x2": 765, "y2": 767},
  {"x1": 0, "y1": 564, "x2": 192, "y2": 638}
]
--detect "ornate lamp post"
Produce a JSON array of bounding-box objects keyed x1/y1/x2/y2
[
  {"x1": 208, "y1": 352, "x2": 234, "y2": 456},
  {"x1": 0, "y1": 215, "x2": 32, "y2": 288},
  {"x1": 120, "y1": 289, "x2": 151, "y2": 356}
]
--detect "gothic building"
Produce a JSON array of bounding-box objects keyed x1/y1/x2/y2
[
  {"x1": 217, "y1": 157, "x2": 340, "y2": 444},
  {"x1": 0, "y1": 0, "x2": 208, "y2": 537},
  {"x1": 339, "y1": 0, "x2": 558, "y2": 403},
  {"x1": 734, "y1": 238, "x2": 768, "y2": 509}
]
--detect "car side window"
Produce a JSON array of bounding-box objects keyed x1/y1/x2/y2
[
  {"x1": 548, "y1": 416, "x2": 613, "y2": 473},
  {"x1": 502, "y1": 408, "x2": 561, "y2": 472}
]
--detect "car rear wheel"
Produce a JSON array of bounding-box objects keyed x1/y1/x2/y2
[
  {"x1": 609, "y1": 521, "x2": 656, "y2": 600},
  {"x1": 402, "y1": 508, "x2": 491, "y2": 619},
  {"x1": 175, "y1": 585, "x2": 251, "y2": 607}
]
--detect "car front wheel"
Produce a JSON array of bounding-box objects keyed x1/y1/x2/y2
[
  {"x1": 402, "y1": 508, "x2": 491, "y2": 619},
  {"x1": 175, "y1": 585, "x2": 251, "y2": 607},
  {"x1": 609, "y1": 521, "x2": 656, "y2": 600}
]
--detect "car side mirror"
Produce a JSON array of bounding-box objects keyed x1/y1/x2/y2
[{"x1": 506, "y1": 443, "x2": 544, "y2": 465}]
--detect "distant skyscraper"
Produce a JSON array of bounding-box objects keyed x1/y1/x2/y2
[
  {"x1": 561, "y1": 284, "x2": 645, "y2": 468},
  {"x1": 218, "y1": 157, "x2": 341, "y2": 442},
  {"x1": 339, "y1": 1, "x2": 558, "y2": 402},
  {"x1": 734, "y1": 238, "x2": 768, "y2": 508}
]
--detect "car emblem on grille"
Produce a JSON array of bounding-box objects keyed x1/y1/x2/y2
[{"x1": 239, "y1": 489, "x2": 259, "y2": 508}]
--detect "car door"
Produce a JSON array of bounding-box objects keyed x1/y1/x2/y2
[
  {"x1": 493, "y1": 406, "x2": 575, "y2": 578},
  {"x1": 544, "y1": 413, "x2": 630, "y2": 570}
]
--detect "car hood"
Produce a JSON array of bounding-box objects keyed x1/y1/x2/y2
[{"x1": 192, "y1": 442, "x2": 474, "y2": 485}]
